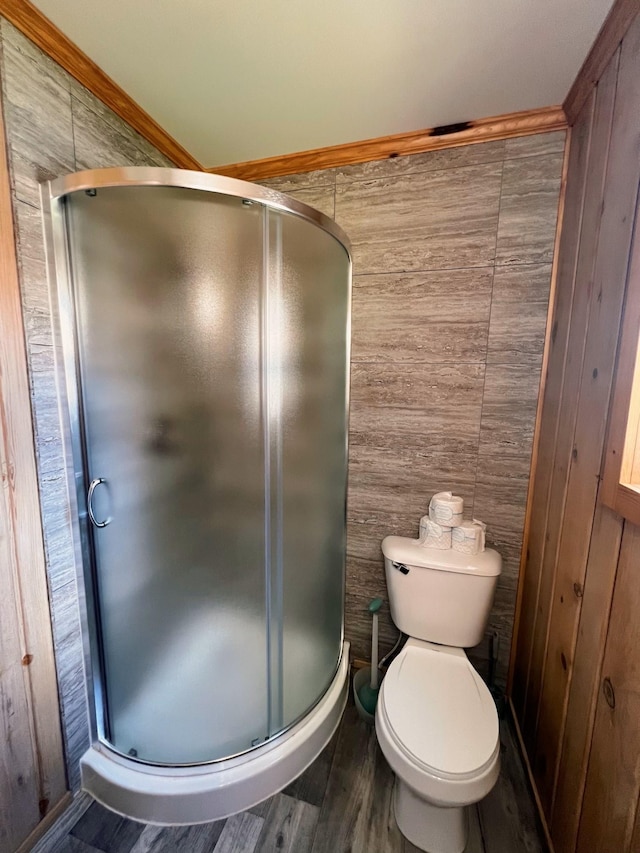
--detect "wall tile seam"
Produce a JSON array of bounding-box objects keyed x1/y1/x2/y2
[
  {"x1": 12, "y1": 193, "x2": 40, "y2": 214},
  {"x1": 351, "y1": 359, "x2": 541, "y2": 365},
  {"x1": 349, "y1": 260, "x2": 555, "y2": 277},
  {"x1": 69, "y1": 93, "x2": 170, "y2": 170},
  {"x1": 333, "y1": 150, "x2": 563, "y2": 190},
  {"x1": 352, "y1": 263, "x2": 500, "y2": 277},
  {"x1": 13, "y1": 188, "x2": 43, "y2": 210},
  {"x1": 258, "y1": 178, "x2": 337, "y2": 193},
  {"x1": 471, "y1": 158, "x2": 508, "y2": 518}
]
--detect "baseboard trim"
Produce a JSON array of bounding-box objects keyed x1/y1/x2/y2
[
  {"x1": 25, "y1": 791, "x2": 92, "y2": 853},
  {"x1": 507, "y1": 697, "x2": 556, "y2": 853}
]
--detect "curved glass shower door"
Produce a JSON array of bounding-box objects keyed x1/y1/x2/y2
[{"x1": 59, "y1": 178, "x2": 350, "y2": 766}]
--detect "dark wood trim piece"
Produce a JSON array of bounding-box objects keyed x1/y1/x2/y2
[
  {"x1": 209, "y1": 106, "x2": 567, "y2": 181},
  {"x1": 0, "y1": 0, "x2": 202, "y2": 169},
  {"x1": 564, "y1": 0, "x2": 640, "y2": 124}
]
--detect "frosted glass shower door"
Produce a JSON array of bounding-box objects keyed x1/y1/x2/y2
[
  {"x1": 264, "y1": 210, "x2": 350, "y2": 733},
  {"x1": 66, "y1": 187, "x2": 268, "y2": 764}
]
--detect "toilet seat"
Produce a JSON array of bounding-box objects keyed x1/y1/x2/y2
[
  {"x1": 375, "y1": 640, "x2": 500, "y2": 808},
  {"x1": 381, "y1": 641, "x2": 498, "y2": 779}
]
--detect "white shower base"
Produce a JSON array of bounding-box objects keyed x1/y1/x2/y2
[{"x1": 80, "y1": 640, "x2": 349, "y2": 824}]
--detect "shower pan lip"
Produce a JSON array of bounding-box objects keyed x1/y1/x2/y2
[
  {"x1": 80, "y1": 641, "x2": 350, "y2": 825},
  {"x1": 48, "y1": 166, "x2": 352, "y2": 257}
]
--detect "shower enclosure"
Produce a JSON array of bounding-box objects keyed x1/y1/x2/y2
[{"x1": 43, "y1": 168, "x2": 351, "y2": 823}]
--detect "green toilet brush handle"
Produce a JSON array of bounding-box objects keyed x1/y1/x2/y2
[{"x1": 369, "y1": 598, "x2": 382, "y2": 690}]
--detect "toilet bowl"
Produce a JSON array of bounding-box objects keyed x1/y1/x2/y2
[
  {"x1": 375, "y1": 640, "x2": 500, "y2": 853},
  {"x1": 376, "y1": 535, "x2": 502, "y2": 853}
]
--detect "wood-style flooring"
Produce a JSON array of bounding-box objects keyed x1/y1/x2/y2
[{"x1": 45, "y1": 702, "x2": 546, "y2": 853}]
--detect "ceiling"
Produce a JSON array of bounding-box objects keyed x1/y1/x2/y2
[{"x1": 31, "y1": 0, "x2": 615, "y2": 167}]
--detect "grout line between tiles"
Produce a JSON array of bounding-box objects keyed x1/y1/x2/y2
[
  {"x1": 351, "y1": 259, "x2": 551, "y2": 279},
  {"x1": 333, "y1": 148, "x2": 564, "y2": 189},
  {"x1": 471, "y1": 156, "x2": 506, "y2": 518}
]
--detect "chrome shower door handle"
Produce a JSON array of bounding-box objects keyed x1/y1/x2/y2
[{"x1": 87, "y1": 478, "x2": 112, "y2": 528}]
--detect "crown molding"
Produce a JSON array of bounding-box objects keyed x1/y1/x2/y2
[{"x1": 208, "y1": 105, "x2": 567, "y2": 181}]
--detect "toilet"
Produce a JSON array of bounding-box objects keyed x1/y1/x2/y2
[{"x1": 375, "y1": 535, "x2": 502, "y2": 853}]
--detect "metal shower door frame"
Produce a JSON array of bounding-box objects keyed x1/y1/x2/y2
[{"x1": 41, "y1": 167, "x2": 352, "y2": 768}]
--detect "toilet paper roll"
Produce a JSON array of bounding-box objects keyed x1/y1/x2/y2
[
  {"x1": 419, "y1": 516, "x2": 452, "y2": 550},
  {"x1": 451, "y1": 519, "x2": 486, "y2": 555},
  {"x1": 428, "y1": 491, "x2": 464, "y2": 528}
]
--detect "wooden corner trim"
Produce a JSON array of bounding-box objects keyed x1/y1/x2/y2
[
  {"x1": 208, "y1": 105, "x2": 567, "y2": 181},
  {"x1": 0, "y1": 0, "x2": 202, "y2": 170},
  {"x1": 564, "y1": 0, "x2": 640, "y2": 125}
]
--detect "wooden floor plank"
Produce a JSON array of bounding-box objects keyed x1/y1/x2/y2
[
  {"x1": 247, "y1": 796, "x2": 275, "y2": 819},
  {"x1": 282, "y1": 721, "x2": 341, "y2": 806},
  {"x1": 254, "y1": 793, "x2": 319, "y2": 853},
  {"x1": 70, "y1": 802, "x2": 144, "y2": 853},
  {"x1": 213, "y1": 812, "x2": 264, "y2": 853},
  {"x1": 351, "y1": 729, "x2": 403, "y2": 853},
  {"x1": 129, "y1": 819, "x2": 227, "y2": 853},
  {"x1": 403, "y1": 807, "x2": 484, "y2": 853},
  {"x1": 467, "y1": 806, "x2": 485, "y2": 853},
  {"x1": 479, "y1": 722, "x2": 545, "y2": 853},
  {"x1": 32, "y1": 793, "x2": 93, "y2": 853},
  {"x1": 309, "y1": 703, "x2": 402, "y2": 853},
  {"x1": 61, "y1": 837, "x2": 104, "y2": 853}
]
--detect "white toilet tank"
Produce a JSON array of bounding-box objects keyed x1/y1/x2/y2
[{"x1": 382, "y1": 536, "x2": 501, "y2": 648}]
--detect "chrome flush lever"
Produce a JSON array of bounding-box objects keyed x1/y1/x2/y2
[{"x1": 87, "y1": 478, "x2": 112, "y2": 528}]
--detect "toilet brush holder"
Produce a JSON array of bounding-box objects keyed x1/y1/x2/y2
[
  {"x1": 353, "y1": 597, "x2": 383, "y2": 723},
  {"x1": 353, "y1": 666, "x2": 376, "y2": 724}
]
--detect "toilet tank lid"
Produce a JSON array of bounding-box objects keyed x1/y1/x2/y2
[{"x1": 382, "y1": 536, "x2": 501, "y2": 577}]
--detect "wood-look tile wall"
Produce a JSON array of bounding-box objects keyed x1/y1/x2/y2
[
  {"x1": 261, "y1": 133, "x2": 565, "y2": 686},
  {"x1": 512, "y1": 10, "x2": 640, "y2": 852},
  {"x1": 0, "y1": 18, "x2": 174, "y2": 788}
]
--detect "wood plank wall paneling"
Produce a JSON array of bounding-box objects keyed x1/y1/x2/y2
[
  {"x1": 0, "y1": 48, "x2": 67, "y2": 850},
  {"x1": 575, "y1": 522, "x2": 640, "y2": 851},
  {"x1": 211, "y1": 107, "x2": 567, "y2": 181},
  {"x1": 506, "y1": 126, "x2": 572, "y2": 699},
  {"x1": 533, "y1": 27, "x2": 640, "y2": 810},
  {"x1": 564, "y1": 0, "x2": 640, "y2": 124},
  {"x1": 550, "y1": 501, "x2": 623, "y2": 851},
  {"x1": 511, "y1": 5, "x2": 640, "y2": 852},
  {"x1": 0, "y1": 0, "x2": 198, "y2": 169},
  {"x1": 517, "y1": 85, "x2": 602, "y2": 759},
  {"x1": 509, "y1": 97, "x2": 594, "y2": 725}
]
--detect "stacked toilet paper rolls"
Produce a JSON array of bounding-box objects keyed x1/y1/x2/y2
[
  {"x1": 451, "y1": 519, "x2": 486, "y2": 556},
  {"x1": 419, "y1": 515, "x2": 452, "y2": 550},
  {"x1": 428, "y1": 491, "x2": 464, "y2": 527},
  {"x1": 417, "y1": 490, "x2": 488, "y2": 555}
]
